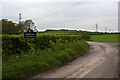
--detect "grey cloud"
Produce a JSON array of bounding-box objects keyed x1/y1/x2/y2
[{"x1": 1, "y1": 1, "x2": 118, "y2": 32}]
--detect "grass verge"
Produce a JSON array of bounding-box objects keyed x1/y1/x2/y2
[{"x1": 2, "y1": 40, "x2": 90, "y2": 79}]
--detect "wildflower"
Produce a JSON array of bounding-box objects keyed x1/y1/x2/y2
[{"x1": 16, "y1": 56, "x2": 19, "y2": 58}]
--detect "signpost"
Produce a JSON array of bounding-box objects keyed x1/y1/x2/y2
[
  {"x1": 24, "y1": 29, "x2": 37, "y2": 38},
  {"x1": 24, "y1": 29, "x2": 37, "y2": 54}
]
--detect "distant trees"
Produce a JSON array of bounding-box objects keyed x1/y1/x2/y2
[
  {"x1": 2, "y1": 19, "x2": 19, "y2": 34},
  {"x1": 1, "y1": 19, "x2": 37, "y2": 35}
]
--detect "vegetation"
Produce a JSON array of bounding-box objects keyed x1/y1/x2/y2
[
  {"x1": 2, "y1": 18, "x2": 119, "y2": 79},
  {"x1": 90, "y1": 34, "x2": 119, "y2": 42},
  {"x1": 2, "y1": 34, "x2": 90, "y2": 79},
  {"x1": 1, "y1": 19, "x2": 37, "y2": 35},
  {"x1": 2, "y1": 34, "x2": 90, "y2": 55},
  {"x1": 1, "y1": 19, "x2": 19, "y2": 34},
  {"x1": 38, "y1": 32, "x2": 70, "y2": 35},
  {"x1": 38, "y1": 29, "x2": 90, "y2": 35}
]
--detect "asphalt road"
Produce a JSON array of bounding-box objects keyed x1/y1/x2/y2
[{"x1": 31, "y1": 42, "x2": 119, "y2": 79}]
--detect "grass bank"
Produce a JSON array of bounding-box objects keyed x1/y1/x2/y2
[
  {"x1": 2, "y1": 35, "x2": 90, "y2": 79},
  {"x1": 90, "y1": 34, "x2": 119, "y2": 42}
]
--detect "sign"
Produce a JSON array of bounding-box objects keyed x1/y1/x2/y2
[{"x1": 24, "y1": 29, "x2": 37, "y2": 38}]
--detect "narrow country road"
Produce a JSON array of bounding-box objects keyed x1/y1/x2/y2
[{"x1": 30, "y1": 42, "x2": 119, "y2": 79}]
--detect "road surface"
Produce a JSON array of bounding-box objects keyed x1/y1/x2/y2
[{"x1": 30, "y1": 42, "x2": 119, "y2": 79}]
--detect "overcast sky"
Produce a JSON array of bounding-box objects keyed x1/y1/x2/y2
[{"x1": 0, "y1": 0, "x2": 119, "y2": 32}]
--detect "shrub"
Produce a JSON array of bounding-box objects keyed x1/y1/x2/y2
[
  {"x1": 2, "y1": 36, "x2": 90, "y2": 79},
  {"x1": 2, "y1": 34, "x2": 90, "y2": 55}
]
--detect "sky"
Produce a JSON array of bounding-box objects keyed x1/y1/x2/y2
[{"x1": 0, "y1": 0, "x2": 119, "y2": 32}]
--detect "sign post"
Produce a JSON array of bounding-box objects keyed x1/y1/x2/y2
[{"x1": 24, "y1": 29, "x2": 37, "y2": 54}]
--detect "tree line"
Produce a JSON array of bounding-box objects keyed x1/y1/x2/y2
[{"x1": 1, "y1": 19, "x2": 37, "y2": 35}]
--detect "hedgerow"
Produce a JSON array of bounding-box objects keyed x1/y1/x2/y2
[
  {"x1": 2, "y1": 34, "x2": 90, "y2": 79},
  {"x1": 2, "y1": 34, "x2": 90, "y2": 55}
]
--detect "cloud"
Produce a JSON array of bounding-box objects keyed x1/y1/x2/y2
[
  {"x1": 1, "y1": 0, "x2": 118, "y2": 31},
  {"x1": 1, "y1": 0, "x2": 119, "y2": 3}
]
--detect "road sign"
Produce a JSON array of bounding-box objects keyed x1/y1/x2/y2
[{"x1": 24, "y1": 29, "x2": 37, "y2": 38}]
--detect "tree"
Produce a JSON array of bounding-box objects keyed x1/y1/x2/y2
[
  {"x1": 17, "y1": 19, "x2": 37, "y2": 33},
  {"x1": 17, "y1": 22, "x2": 25, "y2": 33},
  {"x1": 1, "y1": 19, "x2": 37, "y2": 34},
  {"x1": 24, "y1": 19, "x2": 37, "y2": 31},
  {"x1": 2, "y1": 19, "x2": 19, "y2": 34}
]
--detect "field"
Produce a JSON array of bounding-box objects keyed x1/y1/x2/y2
[
  {"x1": 2, "y1": 34, "x2": 90, "y2": 79},
  {"x1": 90, "y1": 34, "x2": 119, "y2": 42},
  {"x1": 38, "y1": 32, "x2": 70, "y2": 35}
]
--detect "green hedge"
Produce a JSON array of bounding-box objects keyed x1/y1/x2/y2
[{"x1": 2, "y1": 34, "x2": 90, "y2": 55}]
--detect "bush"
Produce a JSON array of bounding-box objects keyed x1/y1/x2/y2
[
  {"x1": 2, "y1": 34, "x2": 90, "y2": 55},
  {"x1": 2, "y1": 35, "x2": 32, "y2": 55},
  {"x1": 3, "y1": 40, "x2": 90, "y2": 79},
  {"x1": 2, "y1": 34, "x2": 90, "y2": 79}
]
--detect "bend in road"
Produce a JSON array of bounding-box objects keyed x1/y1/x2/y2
[{"x1": 30, "y1": 42, "x2": 119, "y2": 79}]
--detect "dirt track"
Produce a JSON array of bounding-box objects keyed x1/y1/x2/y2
[{"x1": 31, "y1": 42, "x2": 119, "y2": 78}]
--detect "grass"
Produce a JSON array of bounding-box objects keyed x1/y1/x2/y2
[
  {"x1": 38, "y1": 32, "x2": 70, "y2": 35},
  {"x1": 90, "y1": 34, "x2": 120, "y2": 42},
  {"x1": 2, "y1": 40, "x2": 90, "y2": 79}
]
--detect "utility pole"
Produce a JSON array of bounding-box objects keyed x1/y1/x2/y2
[
  {"x1": 18, "y1": 13, "x2": 22, "y2": 33},
  {"x1": 95, "y1": 24, "x2": 98, "y2": 32},
  {"x1": 19, "y1": 13, "x2": 22, "y2": 24}
]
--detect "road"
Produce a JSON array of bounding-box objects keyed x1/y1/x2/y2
[{"x1": 30, "y1": 42, "x2": 119, "y2": 79}]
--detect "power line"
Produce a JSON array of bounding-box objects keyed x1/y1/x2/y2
[{"x1": 39, "y1": 2, "x2": 84, "y2": 19}]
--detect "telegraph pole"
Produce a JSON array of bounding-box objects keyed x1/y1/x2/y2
[
  {"x1": 19, "y1": 13, "x2": 22, "y2": 24},
  {"x1": 18, "y1": 13, "x2": 22, "y2": 33},
  {"x1": 95, "y1": 24, "x2": 98, "y2": 32}
]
